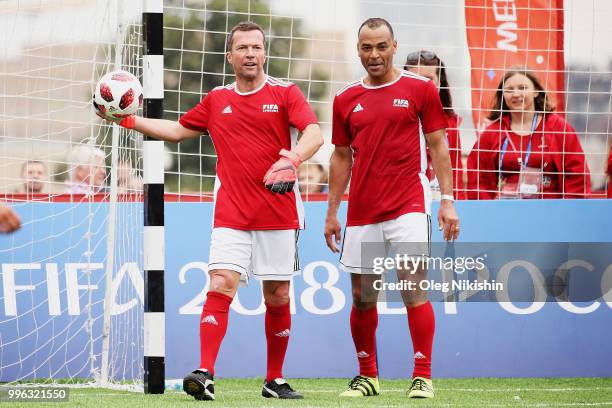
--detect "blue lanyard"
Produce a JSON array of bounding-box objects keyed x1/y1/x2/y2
[{"x1": 499, "y1": 114, "x2": 539, "y2": 169}]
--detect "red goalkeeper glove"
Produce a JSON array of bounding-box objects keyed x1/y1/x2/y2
[
  {"x1": 94, "y1": 110, "x2": 136, "y2": 129},
  {"x1": 263, "y1": 149, "x2": 302, "y2": 194},
  {"x1": 118, "y1": 115, "x2": 136, "y2": 129}
]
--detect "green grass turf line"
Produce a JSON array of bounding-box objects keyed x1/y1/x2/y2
[{"x1": 5, "y1": 378, "x2": 612, "y2": 408}]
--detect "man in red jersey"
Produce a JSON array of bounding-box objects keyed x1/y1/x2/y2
[
  {"x1": 98, "y1": 22, "x2": 322, "y2": 401},
  {"x1": 324, "y1": 18, "x2": 459, "y2": 399}
]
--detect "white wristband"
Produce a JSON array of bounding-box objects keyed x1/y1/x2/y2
[{"x1": 441, "y1": 194, "x2": 454, "y2": 202}]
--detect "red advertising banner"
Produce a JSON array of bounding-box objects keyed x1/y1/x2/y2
[{"x1": 465, "y1": 0, "x2": 565, "y2": 132}]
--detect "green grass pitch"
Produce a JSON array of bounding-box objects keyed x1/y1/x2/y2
[{"x1": 9, "y1": 378, "x2": 612, "y2": 407}]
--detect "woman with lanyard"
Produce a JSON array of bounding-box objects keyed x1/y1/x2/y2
[{"x1": 467, "y1": 67, "x2": 590, "y2": 199}]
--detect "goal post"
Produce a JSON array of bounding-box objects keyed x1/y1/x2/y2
[{"x1": 142, "y1": 0, "x2": 166, "y2": 395}]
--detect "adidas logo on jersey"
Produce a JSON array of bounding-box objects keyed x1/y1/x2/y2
[
  {"x1": 393, "y1": 98, "x2": 409, "y2": 108},
  {"x1": 222, "y1": 105, "x2": 232, "y2": 114},
  {"x1": 262, "y1": 104, "x2": 279, "y2": 112},
  {"x1": 275, "y1": 329, "x2": 291, "y2": 337},
  {"x1": 201, "y1": 315, "x2": 219, "y2": 326},
  {"x1": 414, "y1": 351, "x2": 427, "y2": 359},
  {"x1": 357, "y1": 351, "x2": 369, "y2": 358},
  {"x1": 353, "y1": 103, "x2": 364, "y2": 112}
]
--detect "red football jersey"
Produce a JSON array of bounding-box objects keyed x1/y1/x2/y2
[
  {"x1": 179, "y1": 76, "x2": 318, "y2": 230},
  {"x1": 332, "y1": 71, "x2": 448, "y2": 226}
]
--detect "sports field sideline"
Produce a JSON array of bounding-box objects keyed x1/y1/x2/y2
[{"x1": 10, "y1": 378, "x2": 611, "y2": 407}]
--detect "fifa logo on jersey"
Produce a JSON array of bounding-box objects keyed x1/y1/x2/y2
[
  {"x1": 393, "y1": 99, "x2": 409, "y2": 108},
  {"x1": 262, "y1": 104, "x2": 279, "y2": 112}
]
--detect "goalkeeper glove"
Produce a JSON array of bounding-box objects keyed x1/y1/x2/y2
[
  {"x1": 94, "y1": 110, "x2": 136, "y2": 129},
  {"x1": 118, "y1": 115, "x2": 136, "y2": 129},
  {"x1": 263, "y1": 149, "x2": 302, "y2": 194}
]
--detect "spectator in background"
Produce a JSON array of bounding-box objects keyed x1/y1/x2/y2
[
  {"x1": 65, "y1": 145, "x2": 107, "y2": 194},
  {"x1": 117, "y1": 159, "x2": 143, "y2": 193},
  {"x1": 0, "y1": 204, "x2": 20, "y2": 233},
  {"x1": 297, "y1": 162, "x2": 328, "y2": 194},
  {"x1": 467, "y1": 67, "x2": 590, "y2": 199},
  {"x1": 404, "y1": 50, "x2": 466, "y2": 199},
  {"x1": 14, "y1": 160, "x2": 47, "y2": 194}
]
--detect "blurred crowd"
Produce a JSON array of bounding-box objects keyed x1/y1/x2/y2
[{"x1": 9, "y1": 145, "x2": 142, "y2": 197}]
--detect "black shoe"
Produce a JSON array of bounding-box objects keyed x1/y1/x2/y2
[
  {"x1": 183, "y1": 369, "x2": 215, "y2": 401},
  {"x1": 262, "y1": 378, "x2": 303, "y2": 399}
]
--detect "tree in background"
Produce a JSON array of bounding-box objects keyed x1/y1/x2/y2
[{"x1": 163, "y1": 0, "x2": 329, "y2": 192}]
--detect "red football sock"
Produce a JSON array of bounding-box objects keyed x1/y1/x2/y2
[
  {"x1": 350, "y1": 305, "x2": 378, "y2": 378},
  {"x1": 199, "y1": 291, "x2": 233, "y2": 376},
  {"x1": 265, "y1": 302, "x2": 291, "y2": 382},
  {"x1": 407, "y1": 301, "x2": 435, "y2": 379}
]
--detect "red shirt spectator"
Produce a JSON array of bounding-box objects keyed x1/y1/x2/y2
[
  {"x1": 467, "y1": 113, "x2": 590, "y2": 199},
  {"x1": 405, "y1": 51, "x2": 466, "y2": 199},
  {"x1": 467, "y1": 68, "x2": 590, "y2": 199}
]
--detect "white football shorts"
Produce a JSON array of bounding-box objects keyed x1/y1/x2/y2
[
  {"x1": 208, "y1": 227, "x2": 300, "y2": 284},
  {"x1": 339, "y1": 212, "x2": 431, "y2": 274}
]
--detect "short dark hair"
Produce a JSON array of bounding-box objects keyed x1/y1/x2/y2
[
  {"x1": 226, "y1": 21, "x2": 266, "y2": 52},
  {"x1": 488, "y1": 67, "x2": 555, "y2": 121},
  {"x1": 21, "y1": 160, "x2": 46, "y2": 173},
  {"x1": 404, "y1": 50, "x2": 454, "y2": 117},
  {"x1": 358, "y1": 17, "x2": 394, "y2": 39}
]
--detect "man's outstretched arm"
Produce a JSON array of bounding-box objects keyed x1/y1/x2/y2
[{"x1": 98, "y1": 113, "x2": 203, "y2": 143}]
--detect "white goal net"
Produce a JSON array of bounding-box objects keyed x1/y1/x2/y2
[{"x1": 1, "y1": 0, "x2": 144, "y2": 387}]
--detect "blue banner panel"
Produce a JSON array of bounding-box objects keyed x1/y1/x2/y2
[
  {"x1": 1, "y1": 200, "x2": 611, "y2": 380},
  {"x1": 0, "y1": 202, "x2": 142, "y2": 382}
]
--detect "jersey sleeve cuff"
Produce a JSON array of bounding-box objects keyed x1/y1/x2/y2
[
  {"x1": 296, "y1": 120, "x2": 319, "y2": 133},
  {"x1": 178, "y1": 117, "x2": 204, "y2": 132},
  {"x1": 332, "y1": 140, "x2": 351, "y2": 147},
  {"x1": 422, "y1": 125, "x2": 447, "y2": 135}
]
